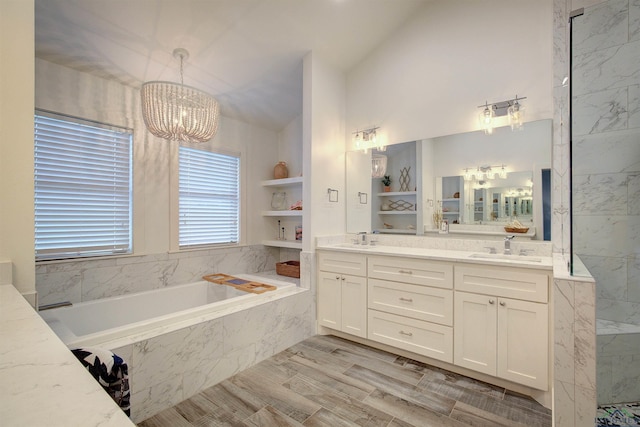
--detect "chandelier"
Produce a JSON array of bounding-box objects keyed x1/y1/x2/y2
[{"x1": 141, "y1": 48, "x2": 220, "y2": 143}]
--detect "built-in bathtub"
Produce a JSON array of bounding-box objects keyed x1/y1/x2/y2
[
  {"x1": 596, "y1": 319, "x2": 640, "y2": 405},
  {"x1": 39, "y1": 272, "x2": 314, "y2": 422}
]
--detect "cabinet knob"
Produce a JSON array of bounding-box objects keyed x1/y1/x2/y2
[
  {"x1": 399, "y1": 297, "x2": 413, "y2": 303},
  {"x1": 341, "y1": 277, "x2": 345, "y2": 281},
  {"x1": 499, "y1": 301, "x2": 506, "y2": 306},
  {"x1": 335, "y1": 275, "x2": 340, "y2": 280},
  {"x1": 489, "y1": 299, "x2": 495, "y2": 304},
  {"x1": 399, "y1": 330, "x2": 413, "y2": 337}
]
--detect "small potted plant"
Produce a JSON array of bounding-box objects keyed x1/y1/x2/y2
[{"x1": 382, "y1": 175, "x2": 392, "y2": 192}]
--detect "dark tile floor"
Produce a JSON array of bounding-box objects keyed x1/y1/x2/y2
[{"x1": 138, "y1": 334, "x2": 552, "y2": 427}]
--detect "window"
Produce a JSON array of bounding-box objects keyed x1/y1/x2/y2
[
  {"x1": 179, "y1": 146, "x2": 240, "y2": 248},
  {"x1": 34, "y1": 111, "x2": 133, "y2": 260}
]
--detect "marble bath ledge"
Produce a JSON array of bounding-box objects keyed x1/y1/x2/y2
[{"x1": 0, "y1": 284, "x2": 135, "y2": 426}]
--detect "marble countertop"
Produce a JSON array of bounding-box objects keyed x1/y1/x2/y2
[
  {"x1": 0, "y1": 284, "x2": 136, "y2": 427},
  {"x1": 316, "y1": 243, "x2": 552, "y2": 270}
]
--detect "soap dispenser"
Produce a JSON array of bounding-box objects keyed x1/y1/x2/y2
[{"x1": 439, "y1": 219, "x2": 449, "y2": 234}]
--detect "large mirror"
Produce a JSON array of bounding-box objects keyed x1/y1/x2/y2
[{"x1": 346, "y1": 119, "x2": 552, "y2": 239}]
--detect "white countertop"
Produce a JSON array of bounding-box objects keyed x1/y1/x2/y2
[
  {"x1": 0, "y1": 284, "x2": 135, "y2": 427},
  {"x1": 316, "y1": 243, "x2": 552, "y2": 270}
]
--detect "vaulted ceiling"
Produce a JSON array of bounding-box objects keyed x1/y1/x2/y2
[{"x1": 35, "y1": 0, "x2": 428, "y2": 131}]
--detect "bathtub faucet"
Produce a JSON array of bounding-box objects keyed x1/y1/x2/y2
[{"x1": 504, "y1": 235, "x2": 514, "y2": 255}]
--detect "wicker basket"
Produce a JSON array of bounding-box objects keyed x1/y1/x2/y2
[
  {"x1": 504, "y1": 227, "x2": 529, "y2": 233},
  {"x1": 276, "y1": 260, "x2": 300, "y2": 278}
]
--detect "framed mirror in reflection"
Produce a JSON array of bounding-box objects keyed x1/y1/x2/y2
[{"x1": 346, "y1": 119, "x2": 552, "y2": 240}]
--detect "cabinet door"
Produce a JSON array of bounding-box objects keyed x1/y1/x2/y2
[
  {"x1": 318, "y1": 271, "x2": 341, "y2": 330},
  {"x1": 341, "y1": 274, "x2": 367, "y2": 338},
  {"x1": 497, "y1": 298, "x2": 548, "y2": 390},
  {"x1": 454, "y1": 291, "x2": 497, "y2": 376}
]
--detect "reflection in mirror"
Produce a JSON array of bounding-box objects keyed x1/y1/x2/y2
[{"x1": 345, "y1": 119, "x2": 551, "y2": 239}]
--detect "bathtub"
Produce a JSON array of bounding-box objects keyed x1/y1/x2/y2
[
  {"x1": 40, "y1": 273, "x2": 297, "y2": 348},
  {"x1": 39, "y1": 271, "x2": 312, "y2": 422}
]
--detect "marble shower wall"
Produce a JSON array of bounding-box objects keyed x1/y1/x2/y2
[
  {"x1": 35, "y1": 245, "x2": 280, "y2": 306},
  {"x1": 571, "y1": 0, "x2": 640, "y2": 325}
]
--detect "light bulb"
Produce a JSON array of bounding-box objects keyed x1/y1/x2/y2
[{"x1": 480, "y1": 103, "x2": 494, "y2": 135}]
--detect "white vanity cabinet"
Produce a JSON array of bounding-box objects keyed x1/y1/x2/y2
[
  {"x1": 317, "y1": 251, "x2": 367, "y2": 338},
  {"x1": 367, "y1": 256, "x2": 454, "y2": 363},
  {"x1": 453, "y1": 265, "x2": 550, "y2": 390}
]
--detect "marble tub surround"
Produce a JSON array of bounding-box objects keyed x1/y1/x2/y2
[
  {"x1": 36, "y1": 244, "x2": 280, "y2": 307},
  {"x1": 0, "y1": 284, "x2": 135, "y2": 427},
  {"x1": 108, "y1": 285, "x2": 314, "y2": 422}
]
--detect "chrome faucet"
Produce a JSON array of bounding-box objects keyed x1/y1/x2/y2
[
  {"x1": 504, "y1": 235, "x2": 514, "y2": 255},
  {"x1": 358, "y1": 231, "x2": 368, "y2": 245}
]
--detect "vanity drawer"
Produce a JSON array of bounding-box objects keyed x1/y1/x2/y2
[
  {"x1": 318, "y1": 251, "x2": 367, "y2": 276},
  {"x1": 367, "y1": 256, "x2": 453, "y2": 289},
  {"x1": 368, "y1": 278, "x2": 453, "y2": 326},
  {"x1": 455, "y1": 265, "x2": 549, "y2": 303},
  {"x1": 368, "y1": 310, "x2": 453, "y2": 363}
]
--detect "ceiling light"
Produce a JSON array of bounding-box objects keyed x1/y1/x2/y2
[{"x1": 141, "y1": 48, "x2": 220, "y2": 143}]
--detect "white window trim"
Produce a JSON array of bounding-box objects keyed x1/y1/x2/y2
[{"x1": 169, "y1": 142, "x2": 244, "y2": 252}]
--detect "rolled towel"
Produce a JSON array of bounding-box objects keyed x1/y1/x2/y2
[{"x1": 72, "y1": 347, "x2": 130, "y2": 417}]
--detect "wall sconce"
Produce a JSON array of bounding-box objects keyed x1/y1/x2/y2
[
  {"x1": 477, "y1": 96, "x2": 526, "y2": 134},
  {"x1": 353, "y1": 126, "x2": 383, "y2": 152}
]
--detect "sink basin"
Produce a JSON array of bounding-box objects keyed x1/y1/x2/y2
[{"x1": 469, "y1": 253, "x2": 543, "y2": 263}]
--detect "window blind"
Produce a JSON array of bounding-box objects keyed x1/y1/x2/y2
[
  {"x1": 34, "y1": 112, "x2": 132, "y2": 260},
  {"x1": 179, "y1": 146, "x2": 240, "y2": 248}
]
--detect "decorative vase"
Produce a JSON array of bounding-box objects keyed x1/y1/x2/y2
[{"x1": 274, "y1": 161, "x2": 288, "y2": 179}]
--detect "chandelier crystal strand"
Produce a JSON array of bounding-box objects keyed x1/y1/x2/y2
[{"x1": 141, "y1": 48, "x2": 220, "y2": 143}]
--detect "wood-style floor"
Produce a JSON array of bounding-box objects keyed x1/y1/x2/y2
[{"x1": 138, "y1": 335, "x2": 552, "y2": 427}]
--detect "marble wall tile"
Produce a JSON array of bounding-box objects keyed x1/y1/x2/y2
[
  {"x1": 580, "y1": 255, "x2": 627, "y2": 300},
  {"x1": 572, "y1": 0, "x2": 628, "y2": 56},
  {"x1": 36, "y1": 270, "x2": 82, "y2": 306},
  {"x1": 573, "y1": 132, "x2": 640, "y2": 175},
  {"x1": 573, "y1": 40, "x2": 640, "y2": 96},
  {"x1": 598, "y1": 332, "x2": 640, "y2": 357},
  {"x1": 629, "y1": 254, "x2": 640, "y2": 302},
  {"x1": 611, "y1": 353, "x2": 640, "y2": 403},
  {"x1": 553, "y1": 379, "x2": 575, "y2": 427},
  {"x1": 574, "y1": 283, "x2": 596, "y2": 391},
  {"x1": 554, "y1": 279, "x2": 576, "y2": 384},
  {"x1": 631, "y1": 0, "x2": 640, "y2": 42},
  {"x1": 597, "y1": 297, "x2": 640, "y2": 324},
  {"x1": 572, "y1": 173, "x2": 629, "y2": 215},
  {"x1": 131, "y1": 373, "x2": 184, "y2": 423},
  {"x1": 574, "y1": 383, "x2": 597, "y2": 426},
  {"x1": 629, "y1": 85, "x2": 640, "y2": 129},
  {"x1": 573, "y1": 215, "x2": 630, "y2": 258},
  {"x1": 628, "y1": 174, "x2": 640, "y2": 216},
  {"x1": 573, "y1": 87, "x2": 628, "y2": 136},
  {"x1": 596, "y1": 354, "x2": 614, "y2": 403}
]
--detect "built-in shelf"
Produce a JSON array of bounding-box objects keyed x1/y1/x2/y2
[
  {"x1": 443, "y1": 212, "x2": 459, "y2": 215},
  {"x1": 377, "y1": 211, "x2": 416, "y2": 215},
  {"x1": 376, "y1": 191, "x2": 417, "y2": 197},
  {"x1": 261, "y1": 176, "x2": 303, "y2": 187},
  {"x1": 261, "y1": 210, "x2": 303, "y2": 217},
  {"x1": 262, "y1": 239, "x2": 302, "y2": 249}
]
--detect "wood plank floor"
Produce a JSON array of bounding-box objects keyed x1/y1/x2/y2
[{"x1": 138, "y1": 335, "x2": 552, "y2": 427}]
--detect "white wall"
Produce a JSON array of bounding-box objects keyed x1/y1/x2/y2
[
  {"x1": 0, "y1": 0, "x2": 36, "y2": 304},
  {"x1": 346, "y1": 0, "x2": 554, "y2": 147},
  {"x1": 35, "y1": 59, "x2": 279, "y2": 254},
  {"x1": 303, "y1": 52, "x2": 347, "y2": 248}
]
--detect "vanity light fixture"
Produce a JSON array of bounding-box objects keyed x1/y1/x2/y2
[
  {"x1": 353, "y1": 126, "x2": 383, "y2": 152},
  {"x1": 477, "y1": 95, "x2": 527, "y2": 134},
  {"x1": 463, "y1": 165, "x2": 508, "y2": 182},
  {"x1": 141, "y1": 48, "x2": 220, "y2": 143}
]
